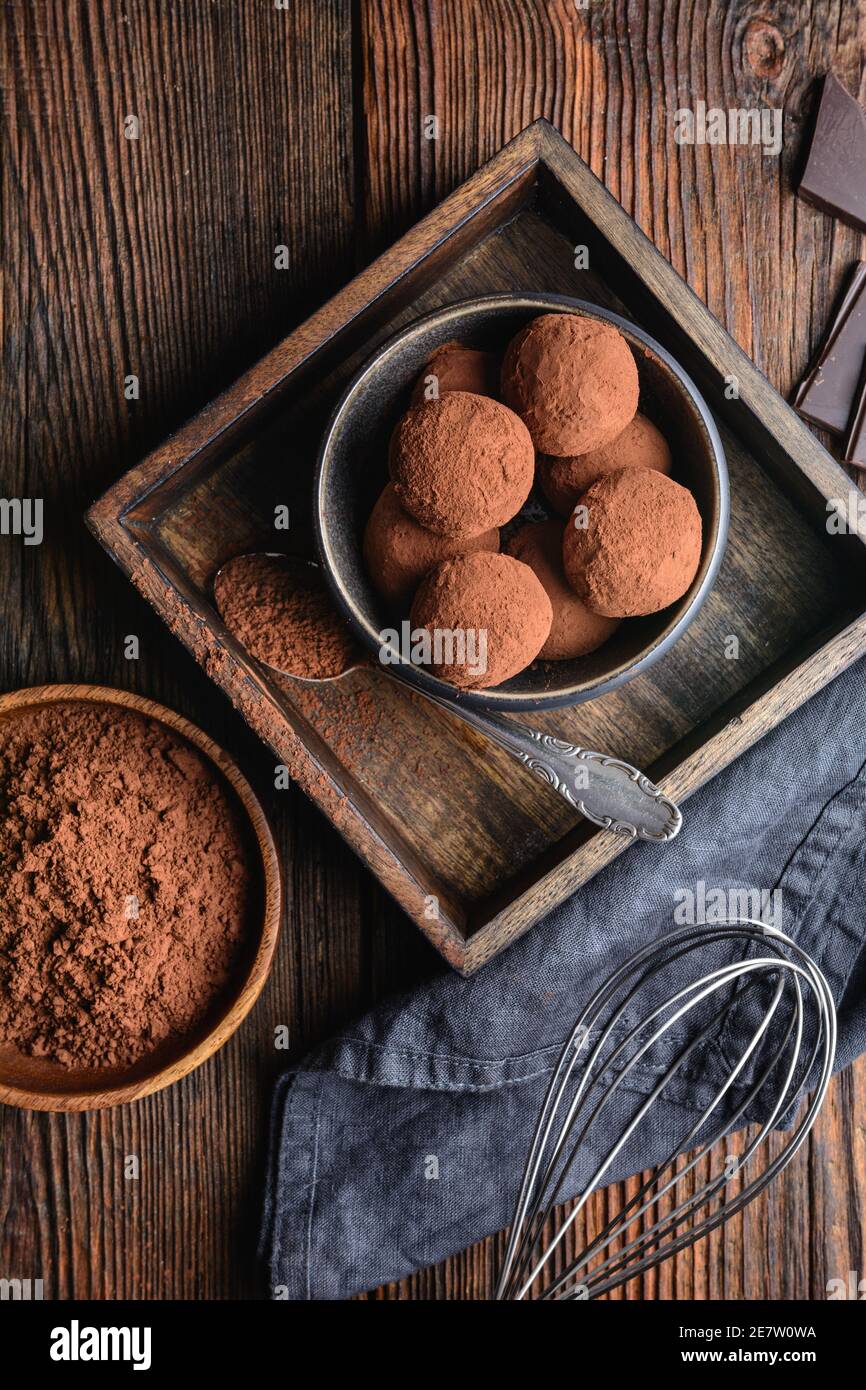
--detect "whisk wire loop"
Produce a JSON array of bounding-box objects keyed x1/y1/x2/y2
[{"x1": 496, "y1": 920, "x2": 836, "y2": 1301}]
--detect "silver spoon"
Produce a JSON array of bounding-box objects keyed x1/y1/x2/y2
[{"x1": 213, "y1": 553, "x2": 682, "y2": 843}]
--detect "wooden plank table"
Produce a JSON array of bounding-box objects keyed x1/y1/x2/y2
[{"x1": 2, "y1": 0, "x2": 864, "y2": 1300}]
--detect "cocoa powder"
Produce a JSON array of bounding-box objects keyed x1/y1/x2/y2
[
  {"x1": 214, "y1": 552, "x2": 356, "y2": 680},
  {"x1": 0, "y1": 702, "x2": 255, "y2": 1068}
]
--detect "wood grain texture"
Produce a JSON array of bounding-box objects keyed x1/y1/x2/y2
[{"x1": 2, "y1": 0, "x2": 865, "y2": 1302}]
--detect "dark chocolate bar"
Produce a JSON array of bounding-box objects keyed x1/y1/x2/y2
[
  {"x1": 843, "y1": 349, "x2": 866, "y2": 467},
  {"x1": 798, "y1": 73, "x2": 866, "y2": 234},
  {"x1": 793, "y1": 261, "x2": 866, "y2": 434}
]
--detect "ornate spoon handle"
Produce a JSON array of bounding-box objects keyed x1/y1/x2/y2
[{"x1": 421, "y1": 693, "x2": 682, "y2": 843}]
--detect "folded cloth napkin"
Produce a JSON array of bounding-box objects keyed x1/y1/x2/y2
[{"x1": 260, "y1": 656, "x2": 866, "y2": 1299}]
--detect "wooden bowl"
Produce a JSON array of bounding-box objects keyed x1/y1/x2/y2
[
  {"x1": 315, "y1": 293, "x2": 729, "y2": 712},
  {"x1": 0, "y1": 685, "x2": 281, "y2": 1111}
]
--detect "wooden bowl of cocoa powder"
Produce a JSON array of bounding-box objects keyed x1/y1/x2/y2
[{"x1": 0, "y1": 685, "x2": 281, "y2": 1110}]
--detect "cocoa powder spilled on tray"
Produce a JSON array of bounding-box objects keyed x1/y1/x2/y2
[
  {"x1": 0, "y1": 702, "x2": 255, "y2": 1069},
  {"x1": 214, "y1": 552, "x2": 356, "y2": 680}
]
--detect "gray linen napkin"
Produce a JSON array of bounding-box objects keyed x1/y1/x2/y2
[{"x1": 261, "y1": 655, "x2": 866, "y2": 1299}]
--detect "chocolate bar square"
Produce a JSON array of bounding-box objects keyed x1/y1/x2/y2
[
  {"x1": 798, "y1": 74, "x2": 866, "y2": 234},
  {"x1": 794, "y1": 261, "x2": 866, "y2": 434}
]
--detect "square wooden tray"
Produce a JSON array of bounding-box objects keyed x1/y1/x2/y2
[{"x1": 88, "y1": 120, "x2": 866, "y2": 974}]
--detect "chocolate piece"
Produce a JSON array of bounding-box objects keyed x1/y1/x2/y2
[
  {"x1": 798, "y1": 74, "x2": 866, "y2": 234},
  {"x1": 793, "y1": 261, "x2": 866, "y2": 434},
  {"x1": 410, "y1": 342, "x2": 499, "y2": 405},
  {"x1": 363, "y1": 482, "x2": 499, "y2": 609},
  {"x1": 843, "y1": 349, "x2": 866, "y2": 467},
  {"x1": 538, "y1": 413, "x2": 672, "y2": 516},
  {"x1": 505, "y1": 520, "x2": 619, "y2": 659}
]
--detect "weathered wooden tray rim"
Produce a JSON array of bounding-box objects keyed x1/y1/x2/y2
[{"x1": 87, "y1": 119, "x2": 866, "y2": 975}]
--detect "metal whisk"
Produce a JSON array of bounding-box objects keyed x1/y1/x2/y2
[{"x1": 496, "y1": 920, "x2": 836, "y2": 1300}]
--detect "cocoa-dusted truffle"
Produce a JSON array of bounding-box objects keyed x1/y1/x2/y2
[
  {"x1": 409, "y1": 551, "x2": 552, "y2": 690},
  {"x1": 506, "y1": 520, "x2": 619, "y2": 660},
  {"x1": 389, "y1": 392, "x2": 534, "y2": 538},
  {"x1": 363, "y1": 483, "x2": 500, "y2": 608},
  {"x1": 562, "y1": 468, "x2": 702, "y2": 618},
  {"x1": 410, "y1": 341, "x2": 499, "y2": 405},
  {"x1": 539, "y1": 413, "x2": 672, "y2": 516},
  {"x1": 501, "y1": 313, "x2": 639, "y2": 456}
]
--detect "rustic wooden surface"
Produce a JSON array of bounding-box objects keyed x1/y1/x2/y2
[{"x1": 2, "y1": 0, "x2": 865, "y2": 1299}]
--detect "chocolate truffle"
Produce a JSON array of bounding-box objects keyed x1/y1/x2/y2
[
  {"x1": 538, "y1": 413, "x2": 672, "y2": 516},
  {"x1": 506, "y1": 520, "x2": 619, "y2": 660},
  {"x1": 409, "y1": 551, "x2": 553, "y2": 690},
  {"x1": 363, "y1": 483, "x2": 500, "y2": 608},
  {"x1": 389, "y1": 392, "x2": 534, "y2": 538},
  {"x1": 501, "y1": 313, "x2": 639, "y2": 455},
  {"x1": 562, "y1": 468, "x2": 702, "y2": 618},
  {"x1": 410, "y1": 341, "x2": 499, "y2": 405}
]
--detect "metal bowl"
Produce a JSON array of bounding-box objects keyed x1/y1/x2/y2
[{"x1": 315, "y1": 293, "x2": 729, "y2": 712}]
